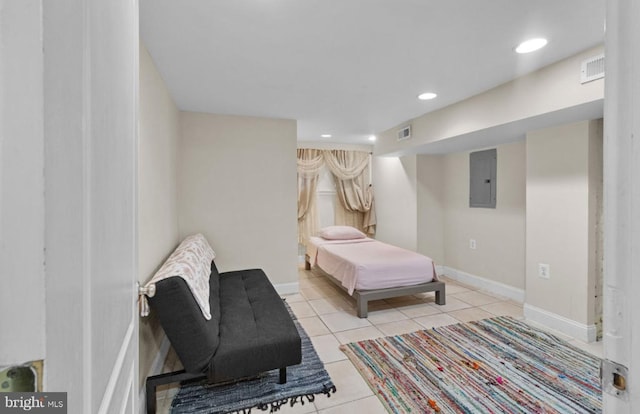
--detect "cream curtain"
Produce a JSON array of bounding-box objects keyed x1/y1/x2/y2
[
  {"x1": 323, "y1": 149, "x2": 370, "y2": 180},
  {"x1": 297, "y1": 148, "x2": 377, "y2": 243},
  {"x1": 324, "y1": 150, "x2": 377, "y2": 235},
  {"x1": 297, "y1": 149, "x2": 323, "y2": 244}
]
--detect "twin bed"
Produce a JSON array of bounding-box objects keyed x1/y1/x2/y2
[{"x1": 304, "y1": 226, "x2": 446, "y2": 318}]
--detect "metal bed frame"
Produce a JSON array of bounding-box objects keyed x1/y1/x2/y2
[{"x1": 305, "y1": 255, "x2": 446, "y2": 318}]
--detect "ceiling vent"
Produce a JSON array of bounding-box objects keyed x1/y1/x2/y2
[
  {"x1": 581, "y1": 54, "x2": 605, "y2": 84},
  {"x1": 397, "y1": 125, "x2": 411, "y2": 141}
]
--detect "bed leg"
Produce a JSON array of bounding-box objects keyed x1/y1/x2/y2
[
  {"x1": 435, "y1": 286, "x2": 446, "y2": 305},
  {"x1": 304, "y1": 254, "x2": 311, "y2": 270},
  {"x1": 356, "y1": 296, "x2": 368, "y2": 318}
]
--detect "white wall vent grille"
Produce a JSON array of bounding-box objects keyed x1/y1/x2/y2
[
  {"x1": 397, "y1": 125, "x2": 411, "y2": 141},
  {"x1": 581, "y1": 54, "x2": 605, "y2": 84}
]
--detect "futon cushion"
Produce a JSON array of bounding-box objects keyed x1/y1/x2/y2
[
  {"x1": 149, "y1": 261, "x2": 221, "y2": 375},
  {"x1": 210, "y1": 269, "x2": 302, "y2": 382}
]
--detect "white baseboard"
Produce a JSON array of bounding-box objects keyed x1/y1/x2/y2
[
  {"x1": 435, "y1": 265, "x2": 446, "y2": 277},
  {"x1": 275, "y1": 281, "x2": 300, "y2": 295},
  {"x1": 138, "y1": 334, "x2": 171, "y2": 413},
  {"x1": 442, "y1": 266, "x2": 525, "y2": 303},
  {"x1": 441, "y1": 266, "x2": 597, "y2": 343},
  {"x1": 524, "y1": 303, "x2": 598, "y2": 343}
]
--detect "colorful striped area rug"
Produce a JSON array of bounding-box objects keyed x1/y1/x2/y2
[{"x1": 341, "y1": 316, "x2": 601, "y2": 413}]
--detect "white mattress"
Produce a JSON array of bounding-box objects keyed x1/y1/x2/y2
[{"x1": 307, "y1": 237, "x2": 436, "y2": 295}]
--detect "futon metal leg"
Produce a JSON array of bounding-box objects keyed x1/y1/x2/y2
[
  {"x1": 146, "y1": 370, "x2": 206, "y2": 414},
  {"x1": 146, "y1": 380, "x2": 157, "y2": 414},
  {"x1": 279, "y1": 367, "x2": 287, "y2": 384}
]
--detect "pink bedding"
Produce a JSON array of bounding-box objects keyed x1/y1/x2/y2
[{"x1": 307, "y1": 237, "x2": 436, "y2": 295}]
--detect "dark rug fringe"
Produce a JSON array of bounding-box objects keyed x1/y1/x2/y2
[{"x1": 229, "y1": 383, "x2": 337, "y2": 414}]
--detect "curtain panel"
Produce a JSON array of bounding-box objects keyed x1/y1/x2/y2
[
  {"x1": 324, "y1": 150, "x2": 376, "y2": 235},
  {"x1": 296, "y1": 148, "x2": 377, "y2": 244},
  {"x1": 296, "y1": 149, "x2": 322, "y2": 244}
]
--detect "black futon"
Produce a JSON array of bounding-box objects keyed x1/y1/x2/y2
[{"x1": 145, "y1": 261, "x2": 302, "y2": 413}]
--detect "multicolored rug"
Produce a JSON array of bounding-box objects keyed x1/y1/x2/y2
[
  {"x1": 171, "y1": 303, "x2": 336, "y2": 413},
  {"x1": 341, "y1": 316, "x2": 601, "y2": 413}
]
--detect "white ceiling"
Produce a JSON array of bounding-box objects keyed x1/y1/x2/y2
[{"x1": 139, "y1": 0, "x2": 605, "y2": 146}]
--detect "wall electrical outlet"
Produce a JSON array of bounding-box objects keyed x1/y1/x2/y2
[
  {"x1": 469, "y1": 239, "x2": 477, "y2": 250},
  {"x1": 538, "y1": 263, "x2": 551, "y2": 279}
]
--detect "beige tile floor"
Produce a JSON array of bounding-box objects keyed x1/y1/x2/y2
[{"x1": 155, "y1": 267, "x2": 603, "y2": 413}]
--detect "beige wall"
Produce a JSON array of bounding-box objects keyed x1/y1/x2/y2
[
  {"x1": 369, "y1": 44, "x2": 604, "y2": 336},
  {"x1": 526, "y1": 120, "x2": 602, "y2": 326},
  {"x1": 374, "y1": 117, "x2": 603, "y2": 337},
  {"x1": 375, "y1": 47, "x2": 604, "y2": 155},
  {"x1": 373, "y1": 142, "x2": 525, "y2": 284},
  {"x1": 416, "y1": 155, "x2": 445, "y2": 264},
  {"x1": 139, "y1": 43, "x2": 180, "y2": 283},
  {"x1": 137, "y1": 47, "x2": 299, "y2": 388},
  {"x1": 138, "y1": 43, "x2": 181, "y2": 386},
  {"x1": 179, "y1": 112, "x2": 298, "y2": 286},
  {"x1": 372, "y1": 155, "x2": 418, "y2": 250},
  {"x1": 298, "y1": 141, "x2": 373, "y2": 152},
  {"x1": 442, "y1": 141, "x2": 526, "y2": 289},
  {"x1": 376, "y1": 46, "x2": 604, "y2": 155}
]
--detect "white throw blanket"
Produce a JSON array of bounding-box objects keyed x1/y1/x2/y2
[{"x1": 139, "y1": 233, "x2": 215, "y2": 320}]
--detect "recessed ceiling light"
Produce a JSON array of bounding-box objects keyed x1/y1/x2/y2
[
  {"x1": 368, "y1": 135, "x2": 377, "y2": 142},
  {"x1": 418, "y1": 92, "x2": 437, "y2": 100},
  {"x1": 321, "y1": 134, "x2": 332, "y2": 138},
  {"x1": 515, "y1": 38, "x2": 548, "y2": 54}
]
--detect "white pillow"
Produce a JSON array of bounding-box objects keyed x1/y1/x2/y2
[{"x1": 318, "y1": 226, "x2": 366, "y2": 240}]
